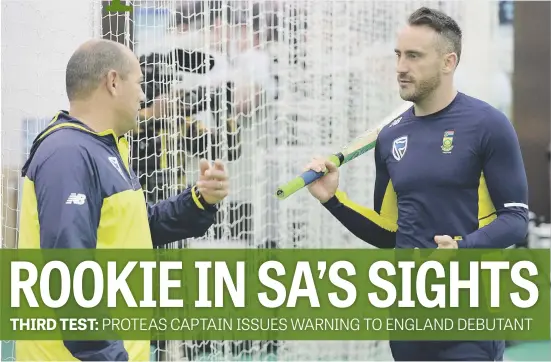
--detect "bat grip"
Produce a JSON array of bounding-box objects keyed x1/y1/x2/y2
[
  {"x1": 276, "y1": 154, "x2": 342, "y2": 200},
  {"x1": 275, "y1": 170, "x2": 326, "y2": 200},
  {"x1": 302, "y1": 169, "x2": 326, "y2": 185}
]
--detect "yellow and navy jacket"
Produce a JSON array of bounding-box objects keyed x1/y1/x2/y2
[
  {"x1": 17, "y1": 111, "x2": 218, "y2": 361},
  {"x1": 324, "y1": 92, "x2": 529, "y2": 249}
]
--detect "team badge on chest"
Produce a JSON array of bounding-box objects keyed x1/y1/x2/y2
[
  {"x1": 392, "y1": 136, "x2": 408, "y2": 161},
  {"x1": 441, "y1": 130, "x2": 455, "y2": 154}
]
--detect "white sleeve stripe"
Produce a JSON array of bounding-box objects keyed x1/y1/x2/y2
[{"x1": 504, "y1": 202, "x2": 528, "y2": 209}]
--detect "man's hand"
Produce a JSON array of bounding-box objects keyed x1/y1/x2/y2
[
  {"x1": 197, "y1": 159, "x2": 229, "y2": 205},
  {"x1": 434, "y1": 235, "x2": 458, "y2": 249},
  {"x1": 304, "y1": 157, "x2": 340, "y2": 203}
]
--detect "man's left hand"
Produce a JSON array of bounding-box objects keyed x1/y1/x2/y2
[
  {"x1": 434, "y1": 235, "x2": 458, "y2": 249},
  {"x1": 197, "y1": 159, "x2": 229, "y2": 205}
]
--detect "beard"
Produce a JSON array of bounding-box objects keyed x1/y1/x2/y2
[{"x1": 398, "y1": 72, "x2": 441, "y2": 103}]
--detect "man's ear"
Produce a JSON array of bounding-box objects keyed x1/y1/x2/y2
[
  {"x1": 442, "y1": 53, "x2": 458, "y2": 74},
  {"x1": 106, "y1": 69, "x2": 119, "y2": 96}
]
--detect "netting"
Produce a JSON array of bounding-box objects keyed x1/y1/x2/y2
[{"x1": 1, "y1": 0, "x2": 501, "y2": 361}]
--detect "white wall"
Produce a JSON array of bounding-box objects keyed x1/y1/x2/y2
[{"x1": 1, "y1": 0, "x2": 100, "y2": 167}]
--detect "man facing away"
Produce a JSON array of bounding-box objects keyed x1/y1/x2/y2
[
  {"x1": 17, "y1": 39, "x2": 230, "y2": 361},
  {"x1": 304, "y1": 7, "x2": 529, "y2": 361}
]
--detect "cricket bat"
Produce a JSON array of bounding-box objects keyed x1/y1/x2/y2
[{"x1": 275, "y1": 101, "x2": 413, "y2": 200}]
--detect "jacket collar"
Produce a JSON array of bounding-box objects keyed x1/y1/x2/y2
[{"x1": 21, "y1": 111, "x2": 129, "y2": 177}]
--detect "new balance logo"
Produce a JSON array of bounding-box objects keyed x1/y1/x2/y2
[
  {"x1": 389, "y1": 117, "x2": 402, "y2": 127},
  {"x1": 66, "y1": 193, "x2": 86, "y2": 205}
]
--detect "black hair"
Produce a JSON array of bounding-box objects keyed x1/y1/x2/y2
[{"x1": 408, "y1": 7, "x2": 462, "y2": 64}]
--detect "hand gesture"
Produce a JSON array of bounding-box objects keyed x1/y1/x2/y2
[
  {"x1": 197, "y1": 159, "x2": 229, "y2": 205},
  {"x1": 304, "y1": 157, "x2": 339, "y2": 203}
]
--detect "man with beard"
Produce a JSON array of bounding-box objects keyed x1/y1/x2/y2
[{"x1": 303, "y1": 7, "x2": 528, "y2": 361}]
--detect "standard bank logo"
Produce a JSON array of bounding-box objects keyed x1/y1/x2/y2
[{"x1": 392, "y1": 136, "x2": 408, "y2": 161}]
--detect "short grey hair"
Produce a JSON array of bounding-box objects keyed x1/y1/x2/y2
[{"x1": 65, "y1": 39, "x2": 133, "y2": 101}]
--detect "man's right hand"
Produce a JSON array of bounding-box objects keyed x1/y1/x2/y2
[{"x1": 304, "y1": 157, "x2": 339, "y2": 203}]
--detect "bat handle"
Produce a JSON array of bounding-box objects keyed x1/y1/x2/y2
[
  {"x1": 276, "y1": 169, "x2": 326, "y2": 200},
  {"x1": 275, "y1": 154, "x2": 342, "y2": 200},
  {"x1": 302, "y1": 169, "x2": 327, "y2": 185}
]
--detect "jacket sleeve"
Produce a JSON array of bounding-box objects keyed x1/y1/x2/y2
[
  {"x1": 322, "y1": 139, "x2": 398, "y2": 248},
  {"x1": 33, "y1": 145, "x2": 129, "y2": 361},
  {"x1": 148, "y1": 186, "x2": 218, "y2": 246},
  {"x1": 460, "y1": 111, "x2": 530, "y2": 249}
]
